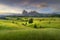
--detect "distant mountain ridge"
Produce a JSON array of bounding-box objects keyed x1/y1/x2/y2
[{"x1": 0, "y1": 10, "x2": 60, "y2": 17}]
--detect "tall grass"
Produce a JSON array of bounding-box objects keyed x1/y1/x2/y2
[{"x1": 0, "y1": 28, "x2": 60, "y2": 40}]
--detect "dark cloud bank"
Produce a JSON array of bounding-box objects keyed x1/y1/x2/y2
[{"x1": 0, "y1": 0, "x2": 60, "y2": 13}]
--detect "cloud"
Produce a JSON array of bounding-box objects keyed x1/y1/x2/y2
[
  {"x1": 0, "y1": 4, "x2": 23, "y2": 13},
  {"x1": 30, "y1": 2, "x2": 48, "y2": 8},
  {"x1": 49, "y1": 4, "x2": 60, "y2": 12},
  {"x1": 0, "y1": 0, "x2": 60, "y2": 13}
]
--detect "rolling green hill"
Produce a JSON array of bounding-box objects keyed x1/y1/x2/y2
[{"x1": 0, "y1": 17, "x2": 60, "y2": 40}]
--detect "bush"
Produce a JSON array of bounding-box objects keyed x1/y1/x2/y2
[
  {"x1": 28, "y1": 18, "x2": 33, "y2": 24},
  {"x1": 12, "y1": 21, "x2": 14, "y2": 23},
  {"x1": 40, "y1": 26, "x2": 45, "y2": 28},
  {"x1": 34, "y1": 24, "x2": 37, "y2": 28}
]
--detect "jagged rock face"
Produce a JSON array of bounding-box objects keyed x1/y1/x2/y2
[
  {"x1": 22, "y1": 10, "x2": 28, "y2": 14},
  {"x1": 22, "y1": 10, "x2": 29, "y2": 16},
  {"x1": 22, "y1": 10, "x2": 40, "y2": 16},
  {"x1": 22, "y1": 10, "x2": 49, "y2": 16},
  {"x1": 29, "y1": 11, "x2": 38, "y2": 13},
  {"x1": 28, "y1": 11, "x2": 41, "y2": 16}
]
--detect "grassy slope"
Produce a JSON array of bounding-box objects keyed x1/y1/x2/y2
[
  {"x1": 27, "y1": 18, "x2": 60, "y2": 28},
  {"x1": 0, "y1": 17, "x2": 60, "y2": 40}
]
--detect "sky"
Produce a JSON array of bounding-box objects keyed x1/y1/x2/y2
[{"x1": 0, "y1": 0, "x2": 60, "y2": 13}]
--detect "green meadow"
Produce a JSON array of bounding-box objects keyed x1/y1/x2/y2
[{"x1": 0, "y1": 17, "x2": 60, "y2": 40}]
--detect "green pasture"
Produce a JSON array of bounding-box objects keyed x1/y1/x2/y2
[{"x1": 0, "y1": 17, "x2": 60, "y2": 40}]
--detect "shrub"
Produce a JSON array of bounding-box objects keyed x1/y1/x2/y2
[
  {"x1": 34, "y1": 24, "x2": 37, "y2": 28},
  {"x1": 40, "y1": 26, "x2": 45, "y2": 28},
  {"x1": 28, "y1": 18, "x2": 33, "y2": 24},
  {"x1": 48, "y1": 21, "x2": 51, "y2": 24},
  {"x1": 12, "y1": 21, "x2": 14, "y2": 23}
]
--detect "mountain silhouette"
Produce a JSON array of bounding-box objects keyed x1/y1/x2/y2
[{"x1": 0, "y1": 10, "x2": 60, "y2": 17}]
